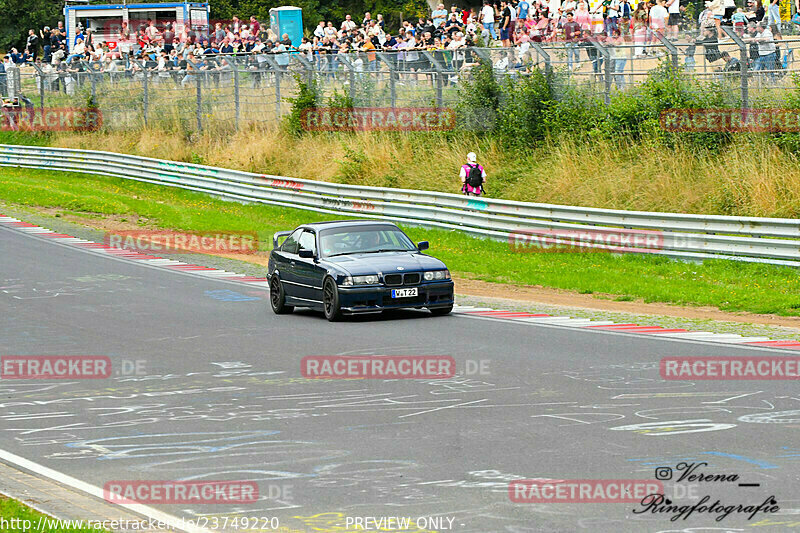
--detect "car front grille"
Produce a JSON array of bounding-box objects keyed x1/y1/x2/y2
[
  {"x1": 383, "y1": 273, "x2": 420, "y2": 286},
  {"x1": 384, "y1": 274, "x2": 403, "y2": 286},
  {"x1": 403, "y1": 273, "x2": 420, "y2": 285}
]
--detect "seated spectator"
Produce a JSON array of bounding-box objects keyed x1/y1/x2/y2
[
  {"x1": 274, "y1": 40, "x2": 290, "y2": 68},
  {"x1": 51, "y1": 44, "x2": 66, "y2": 66},
  {"x1": 181, "y1": 61, "x2": 198, "y2": 86},
  {"x1": 718, "y1": 50, "x2": 741, "y2": 71},
  {"x1": 445, "y1": 13, "x2": 463, "y2": 35},
  {"x1": 87, "y1": 44, "x2": 103, "y2": 62},
  {"x1": 203, "y1": 40, "x2": 219, "y2": 55},
  {"x1": 102, "y1": 55, "x2": 118, "y2": 72},
  {"x1": 66, "y1": 38, "x2": 85, "y2": 64}
]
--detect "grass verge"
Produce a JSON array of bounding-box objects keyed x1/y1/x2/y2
[
  {"x1": 0, "y1": 496, "x2": 105, "y2": 532},
  {"x1": 3, "y1": 128, "x2": 800, "y2": 218},
  {"x1": 1, "y1": 166, "x2": 799, "y2": 316}
]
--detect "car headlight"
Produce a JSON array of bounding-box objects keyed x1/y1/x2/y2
[
  {"x1": 424, "y1": 270, "x2": 450, "y2": 281},
  {"x1": 348, "y1": 274, "x2": 380, "y2": 285}
]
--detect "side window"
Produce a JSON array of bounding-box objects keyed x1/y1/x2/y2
[
  {"x1": 298, "y1": 231, "x2": 317, "y2": 255},
  {"x1": 281, "y1": 229, "x2": 302, "y2": 254}
]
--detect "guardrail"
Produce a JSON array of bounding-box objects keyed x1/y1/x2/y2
[{"x1": 2, "y1": 143, "x2": 799, "y2": 267}]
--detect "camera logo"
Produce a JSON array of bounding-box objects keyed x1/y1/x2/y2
[{"x1": 654, "y1": 467, "x2": 673, "y2": 481}]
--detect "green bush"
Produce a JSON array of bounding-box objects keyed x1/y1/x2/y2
[
  {"x1": 495, "y1": 69, "x2": 554, "y2": 145},
  {"x1": 455, "y1": 57, "x2": 739, "y2": 151},
  {"x1": 283, "y1": 74, "x2": 321, "y2": 137},
  {"x1": 328, "y1": 89, "x2": 355, "y2": 109},
  {"x1": 772, "y1": 73, "x2": 800, "y2": 152},
  {"x1": 455, "y1": 59, "x2": 501, "y2": 134}
]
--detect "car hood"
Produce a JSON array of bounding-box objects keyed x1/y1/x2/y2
[{"x1": 323, "y1": 252, "x2": 447, "y2": 276}]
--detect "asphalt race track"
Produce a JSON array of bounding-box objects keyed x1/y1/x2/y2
[{"x1": 1, "y1": 222, "x2": 800, "y2": 533}]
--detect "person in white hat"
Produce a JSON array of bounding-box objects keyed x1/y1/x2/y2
[{"x1": 460, "y1": 152, "x2": 487, "y2": 196}]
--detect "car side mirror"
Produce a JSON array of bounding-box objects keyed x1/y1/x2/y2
[
  {"x1": 417, "y1": 241, "x2": 429, "y2": 251},
  {"x1": 298, "y1": 249, "x2": 315, "y2": 259}
]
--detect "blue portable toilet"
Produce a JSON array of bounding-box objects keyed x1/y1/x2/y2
[{"x1": 269, "y1": 6, "x2": 303, "y2": 47}]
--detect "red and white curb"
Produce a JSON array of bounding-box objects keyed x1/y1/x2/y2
[
  {"x1": 0, "y1": 215, "x2": 268, "y2": 287},
  {"x1": 451, "y1": 307, "x2": 800, "y2": 350},
  {"x1": 4, "y1": 213, "x2": 800, "y2": 350}
]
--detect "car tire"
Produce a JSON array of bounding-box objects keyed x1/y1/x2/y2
[
  {"x1": 323, "y1": 277, "x2": 343, "y2": 322},
  {"x1": 429, "y1": 305, "x2": 453, "y2": 316},
  {"x1": 270, "y1": 275, "x2": 294, "y2": 314}
]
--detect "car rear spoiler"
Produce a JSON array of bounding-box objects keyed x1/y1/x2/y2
[{"x1": 273, "y1": 231, "x2": 292, "y2": 249}]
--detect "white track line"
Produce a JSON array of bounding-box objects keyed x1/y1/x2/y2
[{"x1": 0, "y1": 449, "x2": 212, "y2": 533}]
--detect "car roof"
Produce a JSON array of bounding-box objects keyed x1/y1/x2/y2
[{"x1": 301, "y1": 220, "x2": 398, "y2": 231}]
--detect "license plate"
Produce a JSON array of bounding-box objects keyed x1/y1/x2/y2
[{"x1": 391, "y1": 288, "x2": 418, "y2": 298}]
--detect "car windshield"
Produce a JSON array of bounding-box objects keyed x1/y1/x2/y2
[{"x1": 319, "y1": 226, "x2": 417, "y2": 257}]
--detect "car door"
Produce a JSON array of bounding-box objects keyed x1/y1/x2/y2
[
  {"x1": 295, "y1": 230, "x2": 326, "y2": 303},
  {"x1": 275, "y1": 228, "x2": 302, "y2": 298}
]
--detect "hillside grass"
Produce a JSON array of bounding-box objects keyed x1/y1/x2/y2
[
  {"x1": 2, "y1": 165, "x2": 800, "y2": 316},
  {"x1": 4, "y1": 128, "x2": 798, "y2": 219}
]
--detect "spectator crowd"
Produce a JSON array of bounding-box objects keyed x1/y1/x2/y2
[{"x1": 2, "y1": 0, "x2": 795, "y2": 91}]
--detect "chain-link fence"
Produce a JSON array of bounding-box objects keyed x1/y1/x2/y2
[
  {"x1": 509, "y1": 29, "x2": 800, "y2": 107},
  {"x1": 3, "y1": 36, "x2": 800, "y2": 132}
]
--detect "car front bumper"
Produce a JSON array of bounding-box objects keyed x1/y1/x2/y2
[{"x1": 337, "y1": 281, "x2": 454, "y2": 314}]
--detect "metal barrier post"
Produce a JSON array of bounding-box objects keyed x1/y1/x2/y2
[
  {"x1": 131, "y1": 59, "x2": 148, "y2": 127},
  {"x1": 293, "y1": 53, "x2": 315, "y2": 86},
  {"x1": 276, "y1": 69, "x2": 282, "y2": 118},
  {"x1": 472, "y1": 47, "x2": 492, "y2": 62},
  {"x1": 390, "y1": 66, "x2": 397, "y2": 108},
  {"x1": 722, "y1": 26, "x2": 749, "y2": 109},
  {"x1": 263, "y1": 55, "x2": 285, "y2": 119},
  {"x1": 628, "y1": 44, "x2": 634, "y2": 86},
  {"x1": 231, "y1": 56, "x2": 240, "y2": 130},
  {"x1": 31, "y1": 63, "x2": 46, "y2": 110},
  {"x1": 5, "y1": 66, "x2": 20, "y2": 98},
  {"x1": 79, "y1": 61, "x2": 98, "y2": 102},
  {"x1": 653, "y1": 32, "x2": 679, "y2": 70},
  {"x1": 529, "y1": 42, "x2": 552, "y2": 78},
  {"x1": 590, "y1": 41, "x2": 611, "y2": 104},
  {"x1": 348, "y1": 56, "x2": 357, "y2": 103},
  {"x1": 421, "y1": 51, "x2": 445, "y2": 107},
  {"x1": 377, "y1": 52, "x2": 397, "y2": 108},
  {"x1": 196, "y1": 74, "x2": 202, "y2": 131},
  {"x1": 334, "y1": 54, "x2": 356, "y2": 103}
]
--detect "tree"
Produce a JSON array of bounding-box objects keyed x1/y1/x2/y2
[
  {"x1": 0, "y1": 0, "x2": 431, "y2": 53},
  {"x1": 0, "y1": 0, "x2": 61, "y2": 52},
  {"x1": 211, "y1": 0, "x2": 428, "y2": 33}
]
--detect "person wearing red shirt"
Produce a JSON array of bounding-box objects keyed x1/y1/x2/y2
[
  {"x1": 462, "y1": 8, "x2": 474, "y2": 24},
  {"x1": 250, "y1": 16, "x2": 260, "y2": 38}
]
